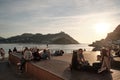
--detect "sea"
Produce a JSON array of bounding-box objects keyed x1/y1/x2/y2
[{"x1": 0, "y1": 43, "x2": 94, "y2": 58}]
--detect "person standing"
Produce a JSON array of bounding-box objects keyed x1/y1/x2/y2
[
  {"x1": 98, "y1": 48, "x2": 111, "y2": 73},
  {"x1": 23, "y1": 47, "x2": 33, "y2": 61},
  {"x1": 0, "y1": 48, "x2": 5, "y2": 60}
]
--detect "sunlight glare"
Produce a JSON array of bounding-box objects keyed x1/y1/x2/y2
[{"x1": 95, "y1": 23, "x2": 110, "y2": 34}]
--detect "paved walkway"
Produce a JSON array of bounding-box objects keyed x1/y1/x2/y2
[
  {"x1": 1, "y1": 51, "x2": 120, "y2": 80},
  {"x1": 34, "y1": 51, "x2": 120, "y2": 80},
  {"x1": 0, "y1": 60, "x2": 37, "y2": 80}
]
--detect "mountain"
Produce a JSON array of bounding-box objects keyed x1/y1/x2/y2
[
  {"x1": 0, "y1": 32, "x2": 79, "y2": 44},
  {"x1": 90, "y1": 24, "x2": 120, "y2": 50},
  {"x1": 105, "y1": 25, "x2": 120, "y2": 41},
  {"x1": 0, "y1": 37, "x2": 5, "y2": 43},
  {"x1": 0, "y1": 37, "x2": 4, "y2": 39}
]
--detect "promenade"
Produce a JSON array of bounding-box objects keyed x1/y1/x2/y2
[
  {"x1": 0, "y1": 51, "x2": 120, "y2": 80},
  {"x1": 0, "y1": 60, "x2": 37, "y2": 80},
  {"x1": 34, "y1": 51, "x2": 120, "y2": 80}
]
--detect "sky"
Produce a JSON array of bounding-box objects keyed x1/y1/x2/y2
[{"x1": 0, "y1": 0, "x2": 120, "y2": 43}]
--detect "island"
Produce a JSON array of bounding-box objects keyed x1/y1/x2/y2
[{"x1": 0, "y1": 32, "x2": 79, "y2": 44}]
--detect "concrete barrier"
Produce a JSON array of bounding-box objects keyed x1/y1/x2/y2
[
  {"x1": 9, "y1": 53, "x2": 64, "y2": 80},
  {"x1": 9, "y1": 53, "x2": 20, "y2": 65}
]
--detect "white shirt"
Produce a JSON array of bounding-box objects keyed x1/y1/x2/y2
[{"x1": 24, "y1": 50, "x2": 33, "y2": 61}]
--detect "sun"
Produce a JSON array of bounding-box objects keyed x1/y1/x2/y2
[{"x1": 95, "y1": 23, "x2": 110, "y2": 34}]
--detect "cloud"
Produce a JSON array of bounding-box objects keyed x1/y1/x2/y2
[
  {"x1": 0, "y1": 0, "x2": 119, "y2": 17},
  {"x1": 0, "y1": 0, "x2": 120, "y2": 43}
]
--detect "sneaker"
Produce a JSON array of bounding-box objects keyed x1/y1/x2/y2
[
  {"x1": 98, "y1": 67, "x2": 106, "y2": 73},
  {"x1": 98, "y1": 69, "x2": 102, "y2": 73}
]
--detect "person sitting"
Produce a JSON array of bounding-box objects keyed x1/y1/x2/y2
[
  {"x1": 59, "y1": 50, "x2": 64, "y2": 56},
  {"x1": 77, "y1": 49, "x2": 86, "y2": 64},
  {"x1": 53, "y1": 50, "x2": 60, "y2": 56},
  {"x1": 70, "y1": 49, "x2": 89, "y2": 71},
  {"x1": 32, "y1": 49, "x2": 41, "y2": 61},
  {"x1": 13, "y1": 47, "x2": 17, "y2": 53},
  {"x1": 53, "y1": 50, "x2": 64, "y2": 56},
  {"x1": 41, "y1": 49, "x2": 50, "y2": 60}
]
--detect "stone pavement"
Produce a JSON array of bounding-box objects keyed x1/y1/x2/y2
[
  {"x1": 34, "y1": 51, "x2": 120, "y2": 80},
  {"x1": 0, "y1": 60, "x2": 37, "y2": 80},
  {"x1": 0, "y1": 51, "x2": 120, "y2": 80}
]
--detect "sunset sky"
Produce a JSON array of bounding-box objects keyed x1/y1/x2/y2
[{"x1": 0, "y1": 0, "x2": 120, "y2": 43}]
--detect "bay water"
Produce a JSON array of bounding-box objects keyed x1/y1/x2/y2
[{"x1": 0, "y1": 43, "x2": 94, "y2": 58}]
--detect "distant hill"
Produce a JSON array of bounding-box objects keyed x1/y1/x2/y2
[
  {"x1": 0, "y1": 37, "x2": 4, "y2": 39},
  {"x1": 90, "y1": 24, "x2": 120, "y2": 50},
  {"x1": 0, "y1": 32, "x2": 79, "y2": 44},
  {"x1": 105, "y1": 25, "x2": 120, "y2": 41},
  {"x1": 0, "y1": 37, "x2": 5, "y2": 43}
]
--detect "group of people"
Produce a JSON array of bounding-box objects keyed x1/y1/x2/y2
[
  {"x1": 0, "y1": 48, "x2": 5, "y2": 60},
  {"x1": 1, "y1": 46, "x2": 113, "y2": 73},
  {"x1": 71, "y1": 47, "x2": 112, "y2": 73},
  {"x1": 9, "y1": 47, "x2": 51, "y2": 72},
  {"x1": 9, "y1": 47, "x2": 51, "y2": 61},
  {"x1": 53, "y1": 50, "x2": 64, "y2": 56}
]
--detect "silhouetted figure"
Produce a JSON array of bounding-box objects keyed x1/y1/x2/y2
[
  {"x1": 60, "y1": 50, "x2": 64, "y2": 56},
  {"x1": 84, "y1": 49, "x2": 86, "y2": 51},
  {"x1": 53, "y1": 50, "x2": 64, "y2": 56},
  {"x1": 46, "y1": 44, "x2": 48, "y2": 48},
  {"x1": 8, "y1": 49, "x2": 12, "y2": 54},
  {"x1": 71, "y1": 50, "x2": 79, "y2": 70},
  {"x1": 33, "y1": 49, "x2": 41, "y2": 61},
  {"x1": 0, "y1": 48, "x2": 5, "y2": 60},
  {"x1": 41, "y1": 49, "x2": 50, "y2": 60},
  {"x1": 13, "y1": 47, "x2": 17, "y2": 53}
]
